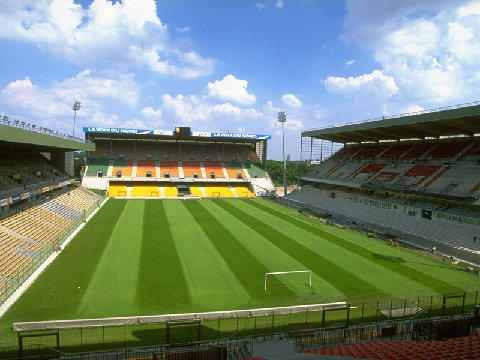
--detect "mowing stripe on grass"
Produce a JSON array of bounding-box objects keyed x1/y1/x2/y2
[
  {"x1": 1, "y1": 199, "x2": 127, "y2": 321},
  {"x1": 135, "y1": 200, "x2": 191, "y2": 313},
  {"x1": 165, "y1": 201, "x2": 251, "y2": 311},
  {"x1": 216, "y1": 200, "x2": 387, "y2": 299},
  {"x1": 79, "y1": 200, "x2": 145, "y2": 317},
  {"x1": 201, "y1": 199, "x2": 345, "y2": 305},
  {"x1": 244, "y1": 199, "x2": 463, "y2": 294},
  {"x1": 183, "y1": 200, "x2": 297, "y2": 299}
]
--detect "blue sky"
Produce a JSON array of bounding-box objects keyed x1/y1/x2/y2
[{"x1": 1, "y1": 0, "x2": 480, "y2": 160}]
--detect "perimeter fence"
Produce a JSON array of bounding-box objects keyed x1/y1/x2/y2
[
  {"x1": 0, "y1": 290, "x2": 478, "y2": 357},
  {"x1": 0, "y1": 310, "x2": 478, "y2": 360}
]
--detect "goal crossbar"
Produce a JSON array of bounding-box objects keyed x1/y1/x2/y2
[{"x1": 265, "y1": 270, "x2": 312, "y2": 290}]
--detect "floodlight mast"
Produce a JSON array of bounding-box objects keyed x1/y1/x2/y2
[
  {"x1": 278, "y1": 111, "x2": 287, "y2": 196},
  {"x1": 72, "y1": 101, "x2": 81, "y2": 137}
]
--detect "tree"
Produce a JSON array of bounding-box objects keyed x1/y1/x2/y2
[{"x1": 74, "y1": 151, "x2": 85, "y2": 178}]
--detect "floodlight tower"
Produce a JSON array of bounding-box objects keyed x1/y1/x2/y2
[
  {"x1": 72, "y1": 101, "x2": 81, "y2": 137},
  {"x1": 278, "y1": 111, "x2": 287, "y2": 196}
]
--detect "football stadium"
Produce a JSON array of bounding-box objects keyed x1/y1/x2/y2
[{"x1": 0, "y1": 103, "x2": 480, "y2": 360}]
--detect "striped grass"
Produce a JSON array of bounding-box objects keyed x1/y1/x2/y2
[{"x1": 0, "y1": 198, "x2": 478, "y2": 349}]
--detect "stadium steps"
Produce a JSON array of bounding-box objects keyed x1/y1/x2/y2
[
  {"x1": 220, "y1": 162, "x2": 229, "y2": 178},
  {"x1": 199, "y1": 161, "x2": 207, "y2": 178},
  {"x1": 107, "y1": 160, "x2": 114, "y2": 177},
  {"x1": 132, "y1": 160, "x2": 137, "y2": 177},
  {"x1": 422, "y1": 164, "x2": 452, "y2": 189},
  {"x1": 241, "y1": 162, "x2": 251, "y2": 179},
  {"x1": 178, "y1": 161, "x2": 184, "y2": 178},
  {"x1": 229, "y1": 185, "x2": 238, "y2": 197}
]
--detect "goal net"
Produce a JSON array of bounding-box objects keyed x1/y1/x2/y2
[{"x1": 264, "y1": 270, "x2": 312, "y2": 290}]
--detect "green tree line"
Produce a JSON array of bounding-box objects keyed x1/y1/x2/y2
[{"x1": 266, "y1": 160, "x2": 309, "y2": 187}]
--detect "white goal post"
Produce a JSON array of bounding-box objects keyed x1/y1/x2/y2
[{"x1": 264, "y1": 270, "x2": 312, "y2": 290}]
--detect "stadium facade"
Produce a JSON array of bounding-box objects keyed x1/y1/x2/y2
[
  {"x1": 81, "y1": 126, "x2": 276, "y2": 197},
  {"x1": 287, "y1": 101, "x2": 480, "y2": 264}
]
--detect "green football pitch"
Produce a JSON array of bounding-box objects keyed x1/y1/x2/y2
[{"x1": 1, "y1": 198, "x2": 479, "y2": 329}]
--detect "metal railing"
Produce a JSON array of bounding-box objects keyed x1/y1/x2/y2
[
  {"x1": 1, "y1": 115, "x2": 90, "y2": 143},
  {"x1": 303, "y1": 100, "x2": 480, "y2": 132}
]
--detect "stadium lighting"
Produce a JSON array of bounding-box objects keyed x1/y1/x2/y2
[
  {"x1": 72, "y1": 101, "x2": 81, "y2": 137},
  {"x1": 278, "y1": 111, "x2": 287, "y2": 196}
]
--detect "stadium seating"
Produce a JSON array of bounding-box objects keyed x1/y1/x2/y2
[
  {"x1": 304, "y1": 330, "x2": 480, "y2": 360},
  {"x1": 158, "y1": 144, "x2": 179, "y2": 160},
  {"x1": 401, "y1": 143, "x2": 433, "y2": 159},
  {"x1": 136, "y1": 160, "x2": 157, "y2": 177},
  {"x1": 351, "y1": 145, "x2": 388, "y2": 159},
  {"x1": 351, "y1": 162, "x2": 387, "y2": 179},
  {"x1": 284, "y1": 188, "x2": 480, "y2": 257},
  {"x1": 136, "y1": 142, "x2": 157, "y2": 159},
  {"x1": 88, "y1": 140, "x2": 111, "y2": 159},
  {"x1": 189, "y1": 186, "x2": 205, "y2": 197},
  {"x1": 130, "y1": 185, "x2": 160, "y2": 197},
  {"x1": 109, "y1": 184, "x2": 127, "y2": 197},
  {"x1": 244, "y1": 163, "x2": 266, "y2": 178},
  {"x1": 180, "y1": 145, "x2": 203, "y2": 160},
  {"x1": 204, "y1": 185, "x2": 235, "y2": 197},
  {"x1": 203, "y1": 161, "x2": 225, "y2": 179},
  {"x1": 86, "y1": 158, "x2": 110, "y2": 177},
  {"x1": 0, "y1": 187, "x2": 101, "y2": 287},
  {"x1": 160, "y1": 161, "x2": 180, "y2": 178},
  {"x1": 397, "y1": 164, "x2": 440, "y2": 186},
  {"x1": 111, "y1": 159, "x2": 132, "y2": 177},
  {"x1": 233, "y1": 185, "x2": 255, "y2": 197},
  {"x1": 427, "y1": 141, "x2": 468, "y2": 159},
  {"x1": 226, "y1": 162, "x2": 245, "y2": 179},
  {"x1": 0, "y1": 151, "x2": 66, "y2": 196},
  {"x1": 371, "y1": 171, "x2": 400, "y2": 183},
  {"x1": 332, "y1": 145, "x2": 362, "y2": 159},
  {"x1": 378, "y1": 144, "x2": 413, "y2": 159},
  {"x1": 182, "y1": 161, "x2": 203, "y2": 178},
  {"x1": 164, "y1": 185, "x2": 178, "y2": 197}
]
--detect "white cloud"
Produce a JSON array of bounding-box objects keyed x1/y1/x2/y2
[
  {"x1": 121, "y1": 118, "x2": 148, "y2": 129},
  {"x1": 275, "y1": 1, "x2": 284, "y2": 9},
  {"x1": 88, "y1": 111, "x2": 119, "y2": 128},
  {"x1": 281, "y1": 94, "x2": 302, "y2": 108},
  {"x1": 141, "y1": 106, "x2": 162, "y2": 119},
  {"x1": 0, "y1": 69, "x2": 140, "y2": 133},
  {"x1": 159, "y1": 93, "x2": 262, "y2": 127},
  {"x1": 255, "y1": 3, "x2": 268, "y2": 10},
  {"x1": 338, "y1": 0, "x2": 480, "y2": 108},
  {"x1": 176, "y1": 26, "x2": 191, "y2": 33},
  {"x1": 324, "y1": 70, "x2": 399, "y2": 100},
  {"x1": 344, "y1": 59, "x2": 356, "y2": 68},
  {"x1": 205, "y1": 74, "x2": 256, "y2": 105},
  {"x1": 0, "y1": 0, "x2": 214, "y2": 78}
]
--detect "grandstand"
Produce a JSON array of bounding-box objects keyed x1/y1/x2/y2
[
  {"x1": 0, "y1": 113, "x2": 479, "y2": 360},
  {"x1": 293, "y1": 102, "x2": 480, "y2": 264},
  {"x1": 0, "y1": 118, "x2": 101, "y2": 314},
  {"x1": 81, "y1": 126, "x2": 275, "y2": 197}
]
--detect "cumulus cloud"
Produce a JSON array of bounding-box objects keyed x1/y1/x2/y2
[
  {"x1": 324, "y1": 70, "x2": 399, "y2": 100},
  {"x1": 205, "y1": 75, "x2": 256, "y2": 105},
  {"x1": 141, "y1": 106, "x2": 162, "y2": 119},
  {"x1": 0, "y1": 0, "x2": 214, "y2": 78},
  {"x1": 275, "y1": 1, "x2": 284, "y2": 9},
  {"x1": 159, "y1": 93, "x2": 262, "y2": 126},
  {"x1": 0, "y1": 69, "x2": 140, "y2": 133},
  {"x1": 338, "y1": 0, "x2": 480, "y2": 107},
  {"x1": 281, "y1": 94, "x2": 302, "y2": 108}
]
